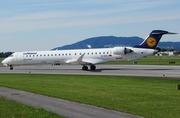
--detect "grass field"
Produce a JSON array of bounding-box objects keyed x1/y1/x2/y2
[
  {"x1": 0, "y1": 58, "x2": 3, "y2": 66},
  {"x1": 0, "y1": 97, "x2": 64, "y2": 118},
  {"x1": 0, "y1": 74, "x2": 180, "y2": 118},
  {"x1": 107, "y1": 55, "x2": 180, "y2": 65}
]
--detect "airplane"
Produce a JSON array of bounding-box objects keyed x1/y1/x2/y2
[{"x1": 2, "y1": 30, "x2": 177, "y2": 71}]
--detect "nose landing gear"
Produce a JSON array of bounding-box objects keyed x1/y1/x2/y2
[{"x1": 10, "y1": 65, "x2": 13, "y2": 70}]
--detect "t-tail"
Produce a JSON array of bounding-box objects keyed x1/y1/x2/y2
[{"x1": 134, "y1": 30, "x2": 177, "y2": 49}]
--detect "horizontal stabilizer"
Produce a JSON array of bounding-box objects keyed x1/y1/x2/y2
[{"x1": 167, "y1": 32, "x2": 177, "y2": 34}]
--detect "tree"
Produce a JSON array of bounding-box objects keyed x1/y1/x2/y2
[{"x1": 0, "y1": 52, "x2": 13, "y2": 58}]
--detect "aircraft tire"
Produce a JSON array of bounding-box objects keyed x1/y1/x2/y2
[
  {"x1": 82, "y1": 65, "x2": 88, "y2": 70},
  {"x1": 90, "y1": 65, "x2": 96, "y2": 70},
  {"x1": 10, "y1": 65, "x2": 13, "y2": 70}
]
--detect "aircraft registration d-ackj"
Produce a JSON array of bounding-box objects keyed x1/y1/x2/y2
[{"x1": 2, "y1": 30, "x2": 177, "y2": 70}]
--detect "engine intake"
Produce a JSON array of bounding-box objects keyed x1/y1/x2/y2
[{"x1": 113, "y1": 47, "x2": 133, "y2": 55}]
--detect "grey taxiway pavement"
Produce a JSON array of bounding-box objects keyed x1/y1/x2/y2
[
  {"x1": 0, "y1": 65, "x2": 180, "y2": 78},
  {"x1": 0, "y1": 86, "x2": 140, "y2": 118},
  {"x1": 0, "y1": 65, "x2": 180, "y2": 118}
]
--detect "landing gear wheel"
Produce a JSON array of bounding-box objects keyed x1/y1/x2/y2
[
  {"x1": 90, "y1": 65, "x2": 96, "y2": 70},
  {"x1": 10, "y1": 65, "x2": 13, "y2": 70},
  {"x1": 82, "y1": 65, "x2": 88, "y2": 70}
]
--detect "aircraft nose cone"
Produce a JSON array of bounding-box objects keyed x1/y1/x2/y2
[{"x1": 2, "y1": 58, "x2": 8, "y2": 66}]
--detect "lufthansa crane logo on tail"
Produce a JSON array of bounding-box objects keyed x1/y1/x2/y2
[{"x1": 146, "y1": 37, "x2": 157, "y2": 47}]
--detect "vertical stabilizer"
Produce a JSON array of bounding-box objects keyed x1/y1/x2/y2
[{"x1": 134, "y1": 30, "x2": 177, "y2": 49}]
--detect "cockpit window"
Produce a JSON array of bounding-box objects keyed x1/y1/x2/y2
[{"x1": 9, "y1": 55, "x2": 14, "y2": 57}]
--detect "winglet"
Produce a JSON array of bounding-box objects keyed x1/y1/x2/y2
[
  {"x1": 66, "y1": 53, "x2": 86, "y2": 64},
  {"x1": 77, "y1": 53, "x2": 85, "y2": 63},
  {"x1": 134, "y1": 30, "x2": 177, "y2": 49}
]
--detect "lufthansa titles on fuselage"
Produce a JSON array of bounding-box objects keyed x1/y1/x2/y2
[{"x1": 23, "y1": 52, "x2": 37, "y2": 55}]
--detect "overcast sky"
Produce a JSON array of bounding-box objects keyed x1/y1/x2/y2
[{"x1": 0, "y1": 0, "x2": 179, "y2": 52}]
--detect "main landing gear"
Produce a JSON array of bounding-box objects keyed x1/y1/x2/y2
[
  {"x1": 10, "y1": 65, "x2": 13, "y2": 70},
  {"x1": 82, "y1": 65, "x2": 96, "y2": 71}
]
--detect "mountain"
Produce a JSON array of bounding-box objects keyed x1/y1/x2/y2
[
  {"x1": 158, "y1": 42, "x2": 180, "y2": 50},
  {"x1": 52, "y1": 36, "x2": 180, "y2": 50}
]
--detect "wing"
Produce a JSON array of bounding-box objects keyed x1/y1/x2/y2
[{"x1": 65, "y1": 53, "x2": 107, "y2": 65}]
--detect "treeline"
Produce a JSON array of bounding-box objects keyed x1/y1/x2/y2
[{"x1": 0, "y1": 52, "x2": 13, "y2": 58}]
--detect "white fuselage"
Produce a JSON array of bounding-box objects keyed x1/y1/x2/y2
[{"x1": 2, "y1": 47, "x2": 156, "y2": 67}]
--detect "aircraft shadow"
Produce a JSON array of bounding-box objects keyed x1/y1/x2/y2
[{"x1": 16, "y1": 67, "x2": 173, "y2": 71}]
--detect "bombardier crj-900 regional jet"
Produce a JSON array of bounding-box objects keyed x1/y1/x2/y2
[{"x1": 2, "y1": 30, "x2": 177, "y2": 70}]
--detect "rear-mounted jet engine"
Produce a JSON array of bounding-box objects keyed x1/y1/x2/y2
[{"x1": 113, "y1": 47, "x2": 133, "y2": 55}]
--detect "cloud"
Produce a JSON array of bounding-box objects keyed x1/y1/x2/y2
[
  {"x1": 0, "y1": 0, "x2": 179, "y2": 33},
  {"x1": 1, "y1": 11, "x2": 179, "y2": 34}
]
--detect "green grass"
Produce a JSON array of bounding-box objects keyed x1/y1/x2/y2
[
  {"x1": 0, "y1": 74, "x2": 180, "y2": 118},
  {"x1": 0, "y1": 97, "x2": 65, "y2": 118},
  {"x1": 0, "y1": 58, "x2": 3, "y2": 61},
  {"x1": 107, "y1": 55, "x2": 180, "y2": 65},
  {"x1": 0, "y1": 58, "x2": 3, "y2": 67}
]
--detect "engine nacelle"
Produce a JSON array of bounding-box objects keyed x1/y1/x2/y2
[{"x1": 113, "y1": 47, "x2": 133, "y2": 55}]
